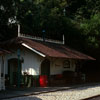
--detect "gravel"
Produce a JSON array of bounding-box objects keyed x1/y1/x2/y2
[{"x1": 4, "y1": 84, "x2": 100, "y2": 100}]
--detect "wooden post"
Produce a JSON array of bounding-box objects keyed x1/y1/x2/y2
[
  {"x1": 2, "y1": 56, "x2": 5, "y2": 90},
  {"x1": 63, "y1": 34, "x2": 65, "y2": 44},
  {"x1": 17, "y1": 49, "x2": 21, "y2": 88},
  {"x1": 18, "y1": 24, "x2": 20, "y2": 37},
  {"x1": 42, "y1": 30, "x2": 45, "y2": 42}
]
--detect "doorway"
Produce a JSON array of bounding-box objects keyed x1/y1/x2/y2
[
  {"x1": 41, "y1": 59, "x2": 50, "y2": 76},
  {"x1": 8, "y1": 58, "x2": 21, "y2": 86}
]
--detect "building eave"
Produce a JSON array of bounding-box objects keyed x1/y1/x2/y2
[{"x1": 22, "y1": 43, "x2": 46, "y2": 57}]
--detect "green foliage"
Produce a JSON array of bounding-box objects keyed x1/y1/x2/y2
[
  {"x1": 75, "y1": 0, "x2": 100, "y2": 20},
  {"x1": 80, "y1": 13, "x2": 100, "y2": 48},
  {"x1": 0, "y1": 0, "x2": 100, "y2": 54},
  {"x1": 19, "y1": 0, "x2": 68, "y2": 39}
]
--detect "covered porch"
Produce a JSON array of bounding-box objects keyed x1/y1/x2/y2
[
  {"x1": 1, "y1": 37, "x2": 95, "y2": 88},
  {"x1": 39, "y1": 57, "x2": 86, "y2": 87}
]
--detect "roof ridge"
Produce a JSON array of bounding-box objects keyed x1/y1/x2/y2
[{"x1": 19, "y1": 34, "x2": 64, "y2": 45}]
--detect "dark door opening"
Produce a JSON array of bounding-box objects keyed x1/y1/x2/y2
[
  {"x1": 41, "y1": 59, "x2": 50, "y2": 76},
  {"x1": 8, "y1": 58, "x2": 21, "y2": 87}
]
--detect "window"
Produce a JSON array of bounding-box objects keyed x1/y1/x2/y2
[{"x1": 63, "y1": 60, "x2": 70, "y2": 68}]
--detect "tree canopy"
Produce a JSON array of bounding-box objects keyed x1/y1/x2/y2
[{"x1": 0, "y1": 0, "x2": 100, "y2": 59}]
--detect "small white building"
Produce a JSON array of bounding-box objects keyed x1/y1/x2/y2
[
  {"x1": 0, "y1": 49, "x2": 9, "y2": 90},
  {"x1": 1, "y1": 36, "x2": 95, "y2": 88}
]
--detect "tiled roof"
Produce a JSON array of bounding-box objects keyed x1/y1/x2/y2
[
  {"x1": 1, "y1": 37, "x2": 95, "y2": 60},
  {"x1": 0, "y1": 48, "x2": 10, "y2": 55}
]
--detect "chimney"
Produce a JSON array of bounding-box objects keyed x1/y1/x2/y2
[
  {"x1": 18, "y1": 24, "x2": 20, "y2": 37},
  {"x1": 63, "y1": 34, "x2": 65, "y2": 44}
]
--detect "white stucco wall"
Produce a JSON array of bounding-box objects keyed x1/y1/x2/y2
[
  {"x1": 21, "y1": 48, "x2": 44, "y2": 75},
  {"x1": 50, "y1": 58, "x2": 76, "y2": 75},
  {"x1": 4, "y1": 47, "x2": 76, "y2": 76},
  {"x1": 5, "y1": 47, "x2": 44, "y2": 75}
]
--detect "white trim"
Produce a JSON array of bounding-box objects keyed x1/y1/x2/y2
[
  {"x1": 22, "y1": 43, "x2": 46, "y2": 57},
  {"x1": 63, "y1": 34, "x2": 65, "y2": 44},
  {"x1": 18, "y1": 24, "x2": 20, "y2": 37}
]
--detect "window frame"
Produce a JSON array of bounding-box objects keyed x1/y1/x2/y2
[{"x1": 63, "y1": 60, "x2": 70, "y2": 68}]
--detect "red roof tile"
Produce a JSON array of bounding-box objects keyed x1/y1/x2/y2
[
  {"x1": 1, "y1": 37, "x2": 95, "y2": 60},
  {"x1": 18, "y1": 37, "x2": 95, "y2": 60},
  {"x1": 0, "y1": 49, "x2": 10, "y2": 55}
]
